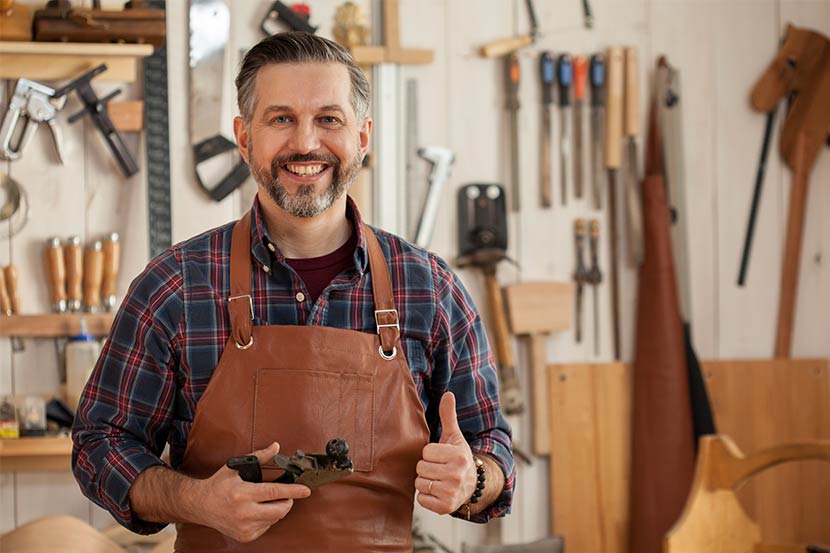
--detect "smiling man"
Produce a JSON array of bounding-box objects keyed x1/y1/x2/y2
[{"x1": 72, "y1": 32, "x2": 514, "y2": 552}]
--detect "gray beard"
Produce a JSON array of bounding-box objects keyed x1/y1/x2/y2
[{"x1": 248, "y1": 141, "x2": 362, "y2": 218}]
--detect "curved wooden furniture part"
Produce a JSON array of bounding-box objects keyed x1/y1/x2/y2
[{"x1": 665, "y1": 435, "x2": 830, "y2": 553}]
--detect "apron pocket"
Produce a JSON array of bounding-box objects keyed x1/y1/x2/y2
[{"x1": 252, "y1": 368, "x2": 374, "y2": 473}]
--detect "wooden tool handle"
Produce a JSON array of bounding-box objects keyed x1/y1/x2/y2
[
  {"x1": 479, "y1": 34, "x2": 532, "y2": 58},
  {"x1": 0, "y1": 268, "x2": 11, "y2": 315},
  {"x1": 4, "y1": 265, "x2": 20, "y2": 314},
  {"x1": 102, "y1": 233, "x2": 120, "y2": 300},
  {"x1": 83, "y1": 242, "x2": 104, "y2": 311},
  {"x1": 64, "y1": 236, "x2": 83, "y2": 309},
  {"x1": 529, "y1": 334, "x2": 550, "y2": 454},
  {"x1": 44, "y1": 238, "x2": 67, "y2": 311},
  {"x1": 624, "y1": 47, "x2": 639, "y2": 137},
  {"x1": 605, "y1": 46, "x2": 624, "y2": 169},
  {"x1": 484, "y1": 271, "x2": 524, "y2": 415}
]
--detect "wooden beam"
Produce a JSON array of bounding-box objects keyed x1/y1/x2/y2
[
  {"x1": 0, "y1": 313, "x2": 115, "y2": 337},
  {"x1": 0, "y1": 41, "x2": 153, "y2": 82}
]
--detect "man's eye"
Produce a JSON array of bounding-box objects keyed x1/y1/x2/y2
[
  {"x1": 319, "y1": 116, "x2": 341, "y2": 125},
  {"x1": 271, "y1": 115, "x2": 291, "y2": 124}
]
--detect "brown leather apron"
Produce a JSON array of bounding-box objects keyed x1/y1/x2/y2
[{"x1": 174, "y1": 213, "x2": 430, "y2": 552}]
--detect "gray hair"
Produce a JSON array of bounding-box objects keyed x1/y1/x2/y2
[{"x1": 236, "y1": 32, "x2": 370, "y2": 123}]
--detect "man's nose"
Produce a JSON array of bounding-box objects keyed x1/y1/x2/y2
[{"x1": 287, "y1": 120, "x2": 321, "y2": 153}]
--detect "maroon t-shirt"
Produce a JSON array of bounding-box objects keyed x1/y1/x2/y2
[{"x1": 285, "y1": 230, "x2": 358, "y2": 304}]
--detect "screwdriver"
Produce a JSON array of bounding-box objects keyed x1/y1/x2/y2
[
  {"x1": 557, "y1": 54, "x2": 573, "y2": 207},
  {"x1": 539, "y1": 51, "x2": 555, "y2": 208},
  {"x1": 587, "y1": 219, "x2": 603, "y2": 356},
  {"x1": 573, "y1": 56, "x2": 588, "y2": 200},
  {"x1": 505, "y1": 53, "x2": 521, "y2": 212},
  {"x1": 590, "y1": 53, "x2": 606, "y2": 210}
]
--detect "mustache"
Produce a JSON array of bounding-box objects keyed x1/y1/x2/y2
[{"x1": 270, "y1": 152, "x2": 340, "y2": 173}]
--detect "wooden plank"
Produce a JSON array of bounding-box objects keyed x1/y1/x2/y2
[
  {"x1": 704, "y1": 358, "x2": 830, "y2": 543},
  {"x1": 0, "y1": 54, "x2": 142, "y2": 82},
  {"x1": 0, "y1": 438, "x2": 72, "y2": 473},
  {"x1": 548, "y1": 362, "x2": 631, "y2": 553},
  {"x1": 0, "y1": 314, "x2": 114, "y2": 337},
  {"x1": 0, "y1": 41, "x2": 153, "y2": 56}
]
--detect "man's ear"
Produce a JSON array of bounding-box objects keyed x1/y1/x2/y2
[
  {"x1": 233, "y1": 116, "x2": 250, "y2": 164},
  {"x1": 359, "y1": 117, "x2": 372, "y2": 158}
]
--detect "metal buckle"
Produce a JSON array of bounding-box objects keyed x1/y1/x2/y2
[
  {"x1": 228, "y1": 294, "x2": 254, "y2": 320},
  {"x1": 235, "y1": 336, "x2": 254, "y2": 350},
  {"x1": 374, "y1": 308, "x2": 400, "y2": 334},
  {"x1": 378, "y1": 345, "x2": 397, "y2": 360}
]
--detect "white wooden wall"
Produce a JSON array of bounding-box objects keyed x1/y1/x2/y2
[{"x1": 1, "y1": 0, "x2": 829, "y2": 549}]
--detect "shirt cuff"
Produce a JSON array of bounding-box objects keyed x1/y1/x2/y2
[
  {"x1": 453, "y1": 437, "x2": 515, "y2": 523},
  {"x1": 103, "y1": 450, "x2": 168, "y2": 534}
]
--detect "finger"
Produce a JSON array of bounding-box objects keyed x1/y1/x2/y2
[
  {"x1": 250, "y1": 442, "x2": 281, "y2": 464},
  {"x1": 250, "y1": 498, "x2": 295, "y2": 521},
  {"x1": 421, "y1": 442, "x2": 460, "y2": 463},
  {"x1": 416, "y1": 491, "x2": 453, "y2": 516},
  {"x1": 416, "y1": 459, "x2": 454, "y2": 481},
  {"x1": 250, "y1": 482, "x2": 311, "y2": 503},
  {"x1": 415, "y1": 475, "x2": 440, "y2": 497},
  {"x1": 438, "y1": 392, "x2": 463, "y2": 444}
]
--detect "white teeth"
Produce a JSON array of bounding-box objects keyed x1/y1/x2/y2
[{"x1": 286, "y1": 163, "x2": 325, "y2": 176}]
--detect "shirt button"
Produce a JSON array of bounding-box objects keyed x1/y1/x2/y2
[
  {"x1": 267, "y1": 242, "x2": 276, "y2": 252},
  {"x1": 262, "y1": 265, "x2": 270, "y2": 273},
  {"x1": 295, "y1": 292, "x2": 305, "y2": 302}
]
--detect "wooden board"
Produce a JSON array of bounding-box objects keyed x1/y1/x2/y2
[{"x1": 548, "y1": 359, "x2": 830, "y2": 553}]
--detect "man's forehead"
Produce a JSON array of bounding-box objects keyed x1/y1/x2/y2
[{"x1": 253, "y1": 62, "x2": 352, "y2": 109}]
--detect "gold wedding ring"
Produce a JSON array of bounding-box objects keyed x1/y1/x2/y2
[{"x1": 427, "y1": 479, "x2": 434, "y2": 495}]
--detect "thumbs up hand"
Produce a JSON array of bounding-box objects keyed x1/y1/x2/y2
[{"x1": 415, "y1": 392, "x2": 477, "y2": 515}]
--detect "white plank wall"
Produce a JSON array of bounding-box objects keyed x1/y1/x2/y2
[{"x1": 1, "y1": 0, "x2": 829, "y2": 548}]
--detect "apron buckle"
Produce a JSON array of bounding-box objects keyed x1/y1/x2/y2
[
  {"x1": 374, "y1": 308, "x2": 399, "y2": 333},
  {"x1": 228, "y1": 294, "x2": 254, "y2": 320}
]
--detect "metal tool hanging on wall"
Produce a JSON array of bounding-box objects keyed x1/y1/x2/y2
[
  {"x1": 623, "y1": 47, "x2": 644, "y2": 267},
  {"x1": 413, "y1": 146, "x2": 455, "y2": 249},
  {"x1": 505, "y1": 53, "x2": 521, "y2": 212},
  {"x1": 0, "y1": 78, "x2": 66, "y2": 163},
  {"x1": 189, "y1": 0, "x2": 249, "y2": 202},
  {"x1": 589, "y1": 53, "x2": 606, "y2": 210},
  {"x1": 539, "y1": 51, "x2": 555, "y2": 208},
  {"x1": 573, "y1": 219, "x2": 588, "y2": 343},
  {"x1": 260, "y1": 1, "x2": 317, "y2": 35},
  {"x1": 558, "y1": 54, "x2": 573, "y2": 206},
  {"x1": 0, "y1": 173, "x2": 29, "y2": 240}
]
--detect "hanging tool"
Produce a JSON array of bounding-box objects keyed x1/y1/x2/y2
[
  {"x1": 604, "y1": 46, "x2": 624, "y2": 361},
  {"x1": 456, "y1": 184, "x2": 523, "y2": 415},
  {"x1": 573, "y1": 56, "x2": 588, "y2": 200},
  {"x1": 260, "y1": 1, "x2": 317, "y2": 35},
  {"x1": 189, "y1": 0, "x2": 249, "y2": 201},
  {"x1": 44, "y1": 237, "x2": 67, "y2": 314},
  {"x1": 64, "y1": 235, "x2": 83, "y2": 313},
  {"x1": 83, "y1": 240, "x2": 104, "y2": 313},
  {"x1": 0, "y1": 78, "x2": 66, "y2": 163},
  {"x1": 0, "y1": 172, "x2": 28, "y2": 240},
  {"x1": 572, "y1": 219, "x2": 589, "y2": 343},
  {"x1": 590, "y1": 53, "x2": 606, "y2": 210},
  {"x1": 3, "y1": 264, "x2": 24, "y2": 352},
  {"x1": 587, "y1": 219, "x2": 602, "y2": 356},
  {"x1": 414, "y1": 146, "x2": 455, "y2": 249},
  {"x1": 478, "y1": 0, "x2": 539, "y2": 58},
  {"x1": 557, "y1": 54, "x2": 573, "y2": 207},
  {"x1": 504, "y1": 280, "x2": 572, "y2": 455},
  {"x1": 736, "y1": 107, "x2": 777, "y2": 286},
  {"x1": 57, "y1": 64, "x2": 139, "y2": 177},
  {"x1": 623, "y1": 46, "x2": 644, "y2": 267},
  {"x1": 0, "y1": 267, "x2": 20, "y2": 352},
  {"x1": 582, "y1": 0, "x2": 594, "y2": 28},
  {"x1": 405, "y1": 79, "x2": 421, "y2": 238},
  {"x1": 32, "y1": 0, "x2": 165, "y2": 46},
  {"x1": 102, "y1": 233, "x2": 120, "y2": 311},
  {"x1": 505, "y1": 53, "x2": 521, "y2": 213},
  {"x1": 539, "y1": 51, "x2": 555, "y2": 208}
]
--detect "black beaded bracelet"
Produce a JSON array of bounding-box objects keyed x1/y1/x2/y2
[{"x1": 458, "y1": 456, "x2": 486, "y2": 520}]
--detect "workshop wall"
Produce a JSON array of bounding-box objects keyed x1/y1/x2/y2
[{"x1": 1, "y1": 0, "x2": 829, "y2": 549}]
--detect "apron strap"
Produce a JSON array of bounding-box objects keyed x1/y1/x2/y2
[{"x1": 227, "y1": 210, "x2": 400, "y2": 355}]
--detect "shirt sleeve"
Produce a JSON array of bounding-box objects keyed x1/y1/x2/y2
[
  {"x1": 428, "y1": 256, "x2": 516, "y2": 523},
  {"x1": 72, "y1": 248, "x2": 184, "y2": 534}
]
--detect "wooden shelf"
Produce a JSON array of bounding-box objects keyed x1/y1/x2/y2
[
  {"x1": 0, "y1": 437, "x2": 72, "y2": 472},
  {"x1": 0, "y1": 41, "x2": 154, "y2": 82},
  {"x1": 0, "y1": 313, "x2": 115, "y2": 337}
]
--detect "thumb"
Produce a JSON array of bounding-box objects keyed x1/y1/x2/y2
[
  {"x1": 251, "y1": 441, "x2": 280, "y2": 464},
  {"x1": 438, "y1": 392, "x2": 464, "y2": 444}
]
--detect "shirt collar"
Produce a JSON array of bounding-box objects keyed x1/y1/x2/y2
[{"x1": 249, "y1": 195, "x2": 369, "y2": 275}]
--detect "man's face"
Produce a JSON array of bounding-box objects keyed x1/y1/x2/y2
[{"x1": 234, "y1": 62, "x2": 371, "y2": 218}]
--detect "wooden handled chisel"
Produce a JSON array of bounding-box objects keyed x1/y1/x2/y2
[
  {"x1": 64, "y1": 235, "x2": 83, "y2": 312},
  {"x1": 0, "y1": 265, "x2": 23, "y2": 352},
  {"x1": 604, "y1": 46, "x2": 624, "y2": 361},
  {"x1": 573, "y1": 56, "x2": 588, "y2": 200},
  {"x1": 505, "y1": 53, "x2": 521, "y2": 212},
  {"x1": 102, "y1": 233, "x2": 120, "y2": 311},
  {"x1": 83, "y1": 241, "x2": 104, "y2": 312},
  {"x1": 539, "y1": 51, "x2": 555, "y2": 208},
  {"x1": 590, "y1": 53, "x2": 606, "y2": 209},
  {"x1": 557, "y1": 54, "x2": 573, "y2": 206},
  {"x1": 45, "y1": 237, "x2": 67, "y2": 313},
  {"x1": 624, "y1": 46, "x2": 644, "y2": 267}
]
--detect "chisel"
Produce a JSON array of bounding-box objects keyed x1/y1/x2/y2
[
  {"x1": 102, "y1": 233, "x2": 120, "y2": 311},
  {"x1": 64, "y1": 235, "x2": 83, "y2": 312},
  {"x1": 539, "y1": 51, "x2": 555, "y2": 208},
  {"x1": 604, "y1": 46, "x2": 624, "y2": 361},
  {"x1": 587, "y1": 219, "x2": 603, "y2": 356},
  {"x1": 573, "y1": 56, "x2": 588, "y2": 200},
  {"x1": 590, "y1": 53, "x2": 606, "y2": 209},
  {"x1": 4, "y1": 264, "x2": 24, "y2": 352},
  {"x1": 573, "y1": 219, "x2": 588, "y2": 343},
  {"x1": 557, "y1": 54, "x2": 573, "y2": 206},
  {"x1": 44, "y1": 237, "x2": 67, "y2": 314},
  {"x1": 83, "y1": 241, "x2": 104, "y2": 313},
  {"x1": 505, "y1": 53, "x2": 521, "y2": 212},
  {"x1": 623, "y1": 46, "x2": 644, "y2": 267}
]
